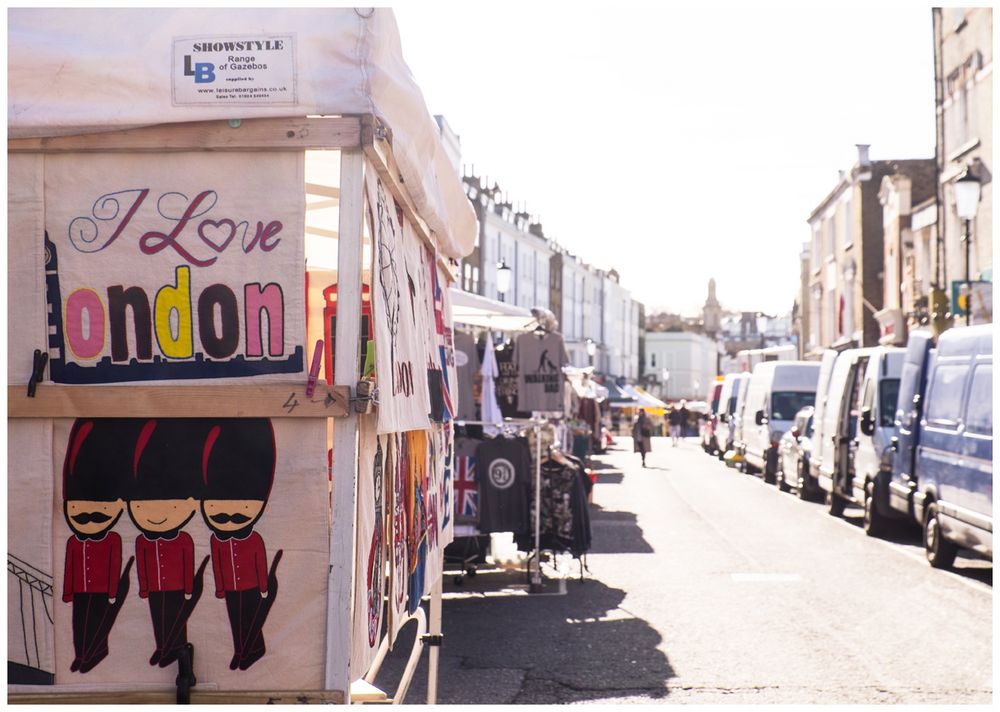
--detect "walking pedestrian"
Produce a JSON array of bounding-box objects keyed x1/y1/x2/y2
[
  {"x1": 669, "y1": 400, "x2": 690, "y2": 446},
  {"x1": 632, "y1": 411, "x2": 653, "y2": 467}
]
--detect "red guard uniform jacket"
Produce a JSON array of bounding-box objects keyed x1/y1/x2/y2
[
  {"x1": 135, "y1": 533, "x2": 194, "y2": 597},
  {"x1": 210, "y1": 532, "x2": 268, "y2": 597},
  {"x1": 63, "y1": 533, "x2": 122, "y2": 601}
]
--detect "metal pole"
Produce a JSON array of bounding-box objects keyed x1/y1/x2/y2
[
  {"x1": 531, "y1": 418, "x2": 543, "y2": 592},
  {"x1": 964, "y1": 218, "x2": 971, "y2": 326},
  {"x1": 426, "y1": 572, "x2": 442, "y2": 704}
]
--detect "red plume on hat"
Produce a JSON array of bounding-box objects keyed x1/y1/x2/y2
[
  {"x1": 201, "y1": 418, "x2": 276, "y2": 501},
  {"x1": 63, "y1": 419, "x2": 145, "y2": 502}
]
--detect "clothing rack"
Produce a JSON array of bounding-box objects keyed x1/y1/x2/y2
[{"x1": 454, "y1": 417, "x2": 546, "y2": 592}]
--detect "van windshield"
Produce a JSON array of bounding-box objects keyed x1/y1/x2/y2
[
  {"x1": 879, "y1": 379, "x2": 900, "y2": 428},
  {"x1": 771, "y1": 391, "x2": 815, "y2": 421}
]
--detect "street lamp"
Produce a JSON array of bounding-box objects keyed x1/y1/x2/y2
[
  {"x1": 496, "y1": 260, "x2": 512, "y2": 302},
  {"x1": 954, "y1": 169, "x2": 982, "y2": 326},
  {"x1": 585, "y1": 338, "x2": 596, "y2": 367}
]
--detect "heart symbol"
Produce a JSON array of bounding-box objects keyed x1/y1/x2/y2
[{"x1": 197, "y1": 219, "x2": 237, "y2": 253}]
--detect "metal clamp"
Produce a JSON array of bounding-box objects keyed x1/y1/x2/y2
[
  {"x1": 419, "y1": 634, "x2": 443, "y2": 647},
  {"x1": 351, "y1": 380, "x2": 379, "y2": 413}
]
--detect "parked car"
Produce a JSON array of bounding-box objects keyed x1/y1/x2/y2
[
  {"x1": 700, "y1": 379, "x2": 725, "y2": 454},
  {"x1": 912, "y1": 324, "x2": 992, "y2": 568},
  {"x1": 887, "y1": 331, "x2": 936, "y2": 522},
  {"x1": 740, "y1": 361, "x2": 821, "y2": 483},
  {"x1": 777, "y1": 405, "x2": 814, "y2": 498}
]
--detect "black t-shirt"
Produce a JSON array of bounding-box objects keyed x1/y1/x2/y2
[
  {"x1": 474, "y1": 436, "x2": 531, "y2": 536},
  {"x1": 494, "y1": 345, "x2": 530, "y2": 419}
]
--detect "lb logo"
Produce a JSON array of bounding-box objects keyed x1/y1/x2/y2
[{"x1": 488, "y1": 458, "x2": 516, "y2": 490}]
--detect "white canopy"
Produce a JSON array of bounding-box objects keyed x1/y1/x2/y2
[
  {"x1": 450, "y1": 288, "x2": 538, "y2": 332},
  {"x1": 7, "y1": 7, "x2": 475, "y2": 260}
]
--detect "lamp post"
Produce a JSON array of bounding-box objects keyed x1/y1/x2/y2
[
  {"x1": 586, "y1": 338, "x2": 596, "y2": 368},
  {"x1": 954, "y1": 169, "x2": 982, "y2": 326},
  {"x1": 496, "y1": 260, "x2": 512, "y2": 303}
]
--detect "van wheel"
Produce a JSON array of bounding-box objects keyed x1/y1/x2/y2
[
  {"x1": 923, "y1": 502, "x2": 958, "y2": 569},
  {"x1": 776, "y1": 466, "x2": 790, "y2": 493},
  {"x1": 796, "y1": 461, "x2": 811, "y2": 500},
  {"x1": 863, "y1": 481, "x2": 888, "y2": 538},
  {"x1": 827, "y1": 491, "x2": 845, "y2": 517}
]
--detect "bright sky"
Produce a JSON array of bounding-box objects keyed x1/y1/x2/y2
[{"x1": 393, "y1": 1, "x2": 938, "y2": 317}]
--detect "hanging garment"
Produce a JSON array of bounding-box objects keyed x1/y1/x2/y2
[
  {"x1": 493, "y1": 342, "x2": 530, "y2": 419},
  {"x1": 453, "y1": 436, "x2": 480, "y2": 525},
  {"x1": 474, "y1": 436, "x2": 531, "y2": 536},
  {"x1": 479, "y1": 332, "x2": 503, "y2": 426},
  {"x1": 453, "y1": 330, "x2": 480, "y2": 421},
  {"x1": 515, "y1": 331, "x2": 568, "y2": 413}
]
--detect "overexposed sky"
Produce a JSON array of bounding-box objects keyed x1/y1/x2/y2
[{"x1": 393, "y1": 1, "x2": 938, "y2": 317}]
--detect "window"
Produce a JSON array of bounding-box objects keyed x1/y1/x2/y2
[
  {"x1": 650, "y1": 353, "x2": 657, "y2": 368},
  {"x1": 843, "y1": 199, "x2": 853, "y2": 247},
  {"x1": 964, "y1": 364, "x2": 992, "y2": 434},
  {"x1": 924, "y1": 364, "x2": 969, "y2": 427},
  {"x1": 825, "y1": 216, "x2": 836, "y2": 256},
  {"x1": 878, "y1": 379, "x2": 900, "y2": 427},
  {"x1": 770, "y1": 391, "x2": 815, "y2": 421}
]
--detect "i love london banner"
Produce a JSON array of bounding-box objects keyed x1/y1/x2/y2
[{"x1": 43, "y1": 152, "x2": 305, "y2": 384}]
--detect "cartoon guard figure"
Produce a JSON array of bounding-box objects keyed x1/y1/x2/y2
[
  {"x1": 62, "y1": 419, "x2": 139, "y2": 673},
  {"x1": 129, "y1": 419, "x2": 209, "y2": 668},
  {"x1": 201, "y1": 418, "x2": 282, "y2": 671}
]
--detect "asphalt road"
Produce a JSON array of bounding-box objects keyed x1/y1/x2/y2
[{"x1": 373, "y1": 436, "x2": 993, "y2": 704}]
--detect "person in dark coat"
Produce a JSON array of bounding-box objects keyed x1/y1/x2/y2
[
  {"x1": 62, "y1": 419, "x2": 141, "y2": 673},
  {"x1": 128, "y1": 418, "x2": 208, "y2": 668},
  {"x1": 200, "y1": 418, "x2": 280, "y2": 672},
  {"x1": 668, "y1": 400, "x2": 690, "y2": 446},
  {"x1": 631, "y1": 411, "x2": 653, "y2": 467}
]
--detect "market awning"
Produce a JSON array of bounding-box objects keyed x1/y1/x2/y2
[
  {"x1": 604, "y1": 380, "x2": 639, "y2": 406},
  {"x1": 450, "y1": 288, "x2": 538, "y2": 331},
  {"x1": 626, "y1": 385, "x2": 669, "y2": 410}
]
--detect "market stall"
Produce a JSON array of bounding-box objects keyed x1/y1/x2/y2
[
  {"x1": 448, "y1": 296, "x2": 593, "y2": 591},
  {"x1": 8, "y1": 8, "x2": 472, "y2": 704}
]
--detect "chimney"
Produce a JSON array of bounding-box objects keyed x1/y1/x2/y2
[{"x1": 856, "y1": 144, "x2": 871, "y2": 167}]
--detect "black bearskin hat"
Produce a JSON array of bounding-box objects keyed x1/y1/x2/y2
[
  {"x1": 201, "y1": 418, "x2": 276, "y2": 501},
  {"x1": 63, "y1": 418, "x2": 145, "y2": 502},
  {"x1": 131, "y1": 419, "x2": 209, "y2": 501}
]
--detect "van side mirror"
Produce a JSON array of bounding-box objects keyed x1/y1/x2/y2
[
  {"x1": 860, "y1": 407, "x2": 875, "y2": 436},
  {"x1": 755, "y1": 409, "x2": 767, "y2": 426}
]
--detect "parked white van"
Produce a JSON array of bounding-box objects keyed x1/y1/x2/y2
[
  {"x1": 740, "y1": 361, "x2": 821, "y2": 483},
  {"x1": 853, "y1": 347, "x2": 905, "y2": 535},
  {"x1": 802, "y1": 350, "x2": 838, "y2": 497},
  {"x1": 815, "y1": 347, "x2": 904, "y2": 521},
  {"x1": 715, "y1": 373, "x2": 746, "y2": 458}
]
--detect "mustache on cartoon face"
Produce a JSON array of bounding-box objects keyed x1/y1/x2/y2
[
  {"x1": 208, "y1": 512, "x2": 252, "y2": 525},
  {"x1": 71, "y1": 512, "x2": 113, "y2": 525}
]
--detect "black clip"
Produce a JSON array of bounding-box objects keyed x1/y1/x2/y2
[
  {"x1": 420, "y1": 634, "x2": 443, "y2": 647},
  {"x1": 27, "y1": 349, "x2": 49, "y2": 398}
]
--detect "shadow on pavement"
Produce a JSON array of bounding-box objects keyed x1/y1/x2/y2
[
  {"x1": 836, "y1": 508, "x2": 992, "y2": 587},
  {"x1": 588, "y1": 505, "x2": 654, "y2": 554},
  {"x1": 594, "y1": 471, "x2": 624, "y2": 484},
  {"x1": 371, "y1": 566, "x2": 674, "y2": 704}
]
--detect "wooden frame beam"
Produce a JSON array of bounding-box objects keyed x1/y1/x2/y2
[
  {"x1": 8, "y1": 689, "x2": 345, "y2": 704},
  {"x1": 8, "y1": 384, "x2": 350, "y2": 418},
  {"x1": 7, "y1": 116, "x2": 362, "y2": 153},
  {"x1": 360, "y1": 115, "x2": 454, "y2": 276}
]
